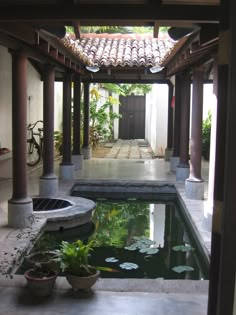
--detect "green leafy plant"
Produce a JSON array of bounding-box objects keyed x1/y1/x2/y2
[
  {"x1": 57, "y1": 239, "x2": 96, "y2": 277},
  {"x1": 89, "y1": 87, "x2": 121, "y2": 145},
  {"x1": 54, "y1": 130, "x2": 63, "y2": 155},
  {"x1": 202, "y1": 111, "x2": 212, "y2": 161}
]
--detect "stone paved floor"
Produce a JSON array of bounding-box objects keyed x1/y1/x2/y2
[
  {"x1": 0, "y1": 144, "x2": 210, "y2": 315},
  {"x1": 105, "y1": 139, "x2": 154, "y2": 159}
]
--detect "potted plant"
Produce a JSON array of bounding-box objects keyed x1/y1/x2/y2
[
  {"x1": 24, "y1": 250, "x2": 59, "y2": 297},
  {"x1": 57, "y1": 239, "x2": 100, "y2": 291}
]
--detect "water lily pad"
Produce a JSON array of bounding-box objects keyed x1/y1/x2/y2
[
  {"x1": 139, "y1": 247, "x2": 159, "y2": 254},
  {"x1": 119, "y1": 262, "x2": 139, "y2": 270},
  {"x1": 172, "y1": 245, "x2": 194, "y2": 252},
  {"x1": 124, "y1": 244, "x2": 138, "y2": 251},
  {"x1": 172, "y1": 265, "x2": 194, "y2": 273},
  {"x1": 105, "y1": 257, "x2": 119, "y2": 263}
]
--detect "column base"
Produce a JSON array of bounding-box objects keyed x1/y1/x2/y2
[
  {"x1": 39, "y1": 175, "x2": 58, "y2": 197},
  {"x1": 164, "y1": 148, "x2": 173, "y2": 161},
  {"x1": 170, "y1": 156, "x2": 180, "y2": 172},
  {"x1": 176, "y1": 165, "x2": 190, "y2": 182},
  {"x1": 82, "y1": 147, "x2": 92, "y2": 160},
  {"x1": 59, "y1": 164, "x2": 75, "y2": 180},
  {"x1": 8, "y1": 196, "x2": 33, "y2": 228},
  {"x1": 72, "y1": 154, "x2": 84, "y2": 170},
  {"x1": 185, "y1": 178, "x2": 205, "y2": 200}
]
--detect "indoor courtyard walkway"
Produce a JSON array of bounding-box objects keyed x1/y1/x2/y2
[{"x1": 0, "y1": 140, "x2": 210, "y2": 315}]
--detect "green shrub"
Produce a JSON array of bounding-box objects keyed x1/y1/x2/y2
[{"x1": 202, "y1": 111, "x2": 211, "y2": 161}]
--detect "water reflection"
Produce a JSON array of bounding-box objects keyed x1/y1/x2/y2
[{"x1": 90, "y1": 201, "x2": 208, "y2": 280}]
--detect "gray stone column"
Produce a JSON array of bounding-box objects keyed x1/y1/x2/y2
[
  {"x1": 176, "y1": 73, "x2": 191, "y2": 181},
  {"x1": 40, "y1": 65, "x2": 58, "y2": 197},
  {"x1": 82, "y1": 82, "x2": 91, "y2": 159},
  {"x1": 59, "y1": 72, "x2": 74, "y2": 180},
  {"x1": 170, "y1": 74, "x2": 181, "y2": 172},
  {"x1": 72, "y1": 74, "x2": 83, "y2": 170},
  {"x1": 185, "y1": 67, "x2": 204, "y2": 200},
  {"x1": 8, "y1": 51, "x2": 33, "y2": 228},
  {"x1": 164, "y1": 81, "x2": 174, "y2": 161}
]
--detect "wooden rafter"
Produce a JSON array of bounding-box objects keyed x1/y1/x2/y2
[{"x1": 0, "y1": 4, "x2": 219, "y2": 23}]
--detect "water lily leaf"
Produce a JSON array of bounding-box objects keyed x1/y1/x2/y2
[
  {"x1": 105, "y1": 257, "x2": 119, "y2": 263},
  {"x1": 124, "y1": 245, "x2": 138, "y2": 251},
  {"x1": 119, "y1": 262, "x2": 139, "y2": 270},
  {"x1": 172, "y1": 245, "x2": 194, "y2": 252},
  {"x1": 139, "y1": 248, "x2": 159, "y2": 254},
  {"x1": 172, "y1": 265, "x2": 194, "y2": 273}
]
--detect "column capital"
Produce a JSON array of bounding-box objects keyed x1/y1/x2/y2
[{"x1": 9, "y1": 48, "x2": 27, "y2": 58}]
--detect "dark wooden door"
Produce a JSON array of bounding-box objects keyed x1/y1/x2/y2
[{"x1": 119, "y1": 95, "x2": 145, "y2": 139}]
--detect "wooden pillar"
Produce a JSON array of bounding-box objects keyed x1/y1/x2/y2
[
  {"x1": 8, "y1": 50, "x2": 33, "y2": 228},
  {"x1": 170, "y1": 74, "x2": 181, "y2": 172},
  {"x1": 42, "y1": 65, "x2": 55, "y2": 176},
  {"x1": 62, "y1": 72, "x2": 72, "y2": 165},
  {"x1": 217, "y1": 3, "x2": 236, "y2": 310},
  {"x1": 40, "y1": 65, "x2": 58, "y2": 197},
  {"x1": 207, "y1": 0, "x2": 230, "y2": 313},
  {"x1": 173, "y1": 74, "x2": 181, "y2": 158},
  {"x1": 82, "y1": 82, "x2": 91, "y2": 159},
  {"x1": 59, "y1": 72, "x2": 74, "y2": 180},
  {"x1": 72, "y1": 74, "x2": 83, "y2": 170},
  {"x1": 164, "y1": 81, "x2": 174, "y2": 161},
  {"x1": 72, "y1": 74, "x2": 81, "y2": 156},
  {"x1": 176, "y1": 73, "x2": 191, "y2": 181},
  {"x1": 185, "y1": 67, "x2": 204, "y2": 200}
]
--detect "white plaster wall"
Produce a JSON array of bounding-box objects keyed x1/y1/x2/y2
[
  {"x1": 0, "y1": 45, "x2": 62, "y2": 151},
  {"x1": 26, "y1": 62, "x2": 43, "y2": 126},
  {"x1": 146, "y1": 84, "x2": 168, "y2": 157},
  {"x1": 54, "y1": 82, "x2": 63, "y2": 131},
  {"x1": 0, "y1": 46, "x2": 12, "y2": 149}
]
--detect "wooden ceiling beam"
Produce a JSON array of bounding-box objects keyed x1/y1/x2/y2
[
  {"x1": 0, "y1": 4, "x2": 219, "y2": 23},
  {"x1": 153, "y1": 21, "x2": 159, "y2": 38},
  {"x1": 73, "y1": 20, "x2": 81, "y2": 39}
]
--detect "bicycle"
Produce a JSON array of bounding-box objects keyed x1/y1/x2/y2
[{"x1": 27, "y1": 120, "x2": 44, "y2": 166}]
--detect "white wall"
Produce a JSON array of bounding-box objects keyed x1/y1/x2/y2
[
  {"x1": 26, "y1": 62, "x2": 43, "y2": 126},
  {"x1": 145, "y1": 84, "x2": 168, "y2": 157},
  {"x1": 0, "y1": 46, "x2": 12, "y2": 149},
  {"x1": 0, "y1": 44, "x2": 63, "y2": 152},
  {"x1": 54, "y1": 82, "x2": 63, "y2": 131}
]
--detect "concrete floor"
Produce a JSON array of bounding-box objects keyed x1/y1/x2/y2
[{"x1": 0, "y1": 142, "x2": 210, "y2": 315}]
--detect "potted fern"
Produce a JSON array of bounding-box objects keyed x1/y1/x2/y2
[{"x1": 57, "y1": 239, "x2": 100, "y2": 290}]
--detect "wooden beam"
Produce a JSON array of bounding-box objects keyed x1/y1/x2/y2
[
  {"x1": 73, "y1": 20, "x2": 81, "y2": 39},
  {"x1": 0, "y1": 23, "x2": 36, "y2": 44},
  {"x1": 0, "y1": 4, "x2": 220, "y2": 23},
  {"x1": 153, "y1": 21, "x2": 160, "y2": 38}
]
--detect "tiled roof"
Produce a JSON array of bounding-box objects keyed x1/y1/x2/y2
[{"x1": 61, "y1": 33, "x2": 176, "y2": 68}]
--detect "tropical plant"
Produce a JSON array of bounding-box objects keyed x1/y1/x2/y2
[
  {"x1": 202, "y1": 110, "x2": 212, "y2": 160},
  {"x1": 89, "y1": 87, "x2": 121, "y2": 145},
  {"x1": 54, "y1": 130, "x2": 63, "y2": 155},
  {"x1": 57, "y1": 239, "x2": 95, "y2": 277}
]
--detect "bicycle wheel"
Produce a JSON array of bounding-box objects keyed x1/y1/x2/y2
[{"x1": 27, "y1": 140, "x2": 41, "y2": 166}]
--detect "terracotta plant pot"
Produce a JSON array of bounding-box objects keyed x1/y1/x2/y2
[
  {"x1": 24, "y1": 269, "x2": 57, "y2": 297},
  {"x1": 66, "y1": 270, "x2": 100, "y2": 290}
]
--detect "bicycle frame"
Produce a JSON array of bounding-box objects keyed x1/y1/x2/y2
[{"x1": 27, "y1": 120, "x2": 43, "y2": 166}]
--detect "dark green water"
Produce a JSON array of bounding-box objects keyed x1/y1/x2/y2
[{"x1": 18, "y1": 200, "x2": 209, "y2": 280}]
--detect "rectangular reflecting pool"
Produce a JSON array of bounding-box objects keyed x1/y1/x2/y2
[{"x1": 17, "y1": 197, "x2": 209, "y2": 280}]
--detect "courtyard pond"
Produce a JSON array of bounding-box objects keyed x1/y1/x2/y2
[{"x1": 17, "y1": 199, "x2": 209, "y2": 280}]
